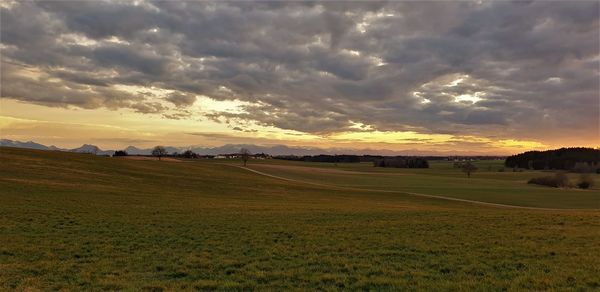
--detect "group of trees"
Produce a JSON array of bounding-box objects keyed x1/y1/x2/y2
[
  {"x1": 528, "y1": 172, "x2": 594, "y2": 189},
  {"x1": 373, "y1": 157, "x2": 429, "y2": 169},
  {"x1": 179, "y1": 150, "x2": 200, "y2": 159},
  {"x1": 505, "y1": 147, "x2": 600, "y2": 172}
]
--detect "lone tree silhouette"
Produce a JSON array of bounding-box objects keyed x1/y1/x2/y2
[
  {"x1": 462, "y1": 162, "x2": 478, "y2": 178},
  {"x1": 240, "y1": 148, "x2": 251, "y2": 166},
  {"x1": 152, "y1": 146, "x2": 168, "y2": 161}
]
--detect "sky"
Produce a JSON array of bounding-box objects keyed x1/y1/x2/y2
[{"x1": 1, "y1": 0, "x2": 599, "y2": 155}]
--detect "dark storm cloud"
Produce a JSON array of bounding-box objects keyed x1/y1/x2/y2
[{"x1": 1, "y1": 1, "x2": 598, "y2": 141}]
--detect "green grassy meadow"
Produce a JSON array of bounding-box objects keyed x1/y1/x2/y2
[
  {"x1": 243, "y1": 159, "x2": 600, "y2": 209},
  {"x1": 1, "y1": 147, "x2": 599, "y2": 290}
]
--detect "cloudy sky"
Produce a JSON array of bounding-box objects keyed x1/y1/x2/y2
[{"x1": 1, "y1": 0, "x2": 598, "y2": 154}]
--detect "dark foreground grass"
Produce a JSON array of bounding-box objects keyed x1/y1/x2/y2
[{"x1": 1, "y1": 147, "x2": 599, "y2": 290}]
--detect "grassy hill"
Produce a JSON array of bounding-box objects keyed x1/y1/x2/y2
[{"x1": 1, "y1": 147, "x2": 599, "y2": 290}]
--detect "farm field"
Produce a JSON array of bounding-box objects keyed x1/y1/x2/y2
[
  {"x1": 1, "y1": 147, "x2": 599, "y2": 290},
  {"x1": 241, "y1": 159, "x2": 600, "y2": 209}
]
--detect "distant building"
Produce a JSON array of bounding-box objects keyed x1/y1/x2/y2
[
  {"x1": 214, "y1": 153, "x2": 271, "y2": 159},
  {"x1": 215, "y1": 154, "x2": 242, "y2": 159},
  {"x1": 253, "y1": 153, "x2": 271, "y2": 160}
]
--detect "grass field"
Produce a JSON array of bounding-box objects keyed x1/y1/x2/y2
[
  {"x1": 241, "y1": 159, "x2": 600, "y2": 209},
  {"x1": 1, "y1": 147, "x2": 599, "y2": 290}
]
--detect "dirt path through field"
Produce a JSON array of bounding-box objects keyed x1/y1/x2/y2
[{"x1": 231, "y1": 165, "x2": 595, "y2": 211}]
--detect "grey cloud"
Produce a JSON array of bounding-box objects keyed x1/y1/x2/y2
[
  {"x1": 163, "y1": 112, "x2": 192, "y2": 120},
  {"x1": 130, "y1": 102, "x2": 166, "y2": 114},
  {"x1": 93, "y1": 137, "x2": 157, "y2": 144},
  {"x1": 90, "y1": 45, "x2": 170, "y2": 76},
  {"x1": 1, "y1": 1, "x2": 598, "y2": 142},
  {"x1": 231, "y1": 126, "x2": 257, "y2": 133},
  {"x1": 166, "y1": 92, "x2": 196, "y2": 107},
  {"x1": 36, "y1": 1, "x2": 159, "y2": 39}
]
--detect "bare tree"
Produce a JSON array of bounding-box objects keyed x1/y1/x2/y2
[
  {"x1": 240, "y1": 148, "x2": 251, "y2": 166},
  {"x1": 152, "y1": 146, "x2": 168, "y2": 161},
  {"x1": 462, "y1": 161, "x2": 478, "y2": 178}
]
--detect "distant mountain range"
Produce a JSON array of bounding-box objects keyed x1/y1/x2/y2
[
  {"x1": 0, "y1": 139, "x2": 59, "y2": 151},
  {"x1": 0, "y1": 139, "x2": 342, "y2": 156},
  {"x1": 0, "y1": 139, "x2": 354, "y2": 156},
  {"x1": 0, "y1": 139, "x2": 506, "y2": 157},
  {"x1": 0, "y1": 140, "x2": 116, "y2": 155}
]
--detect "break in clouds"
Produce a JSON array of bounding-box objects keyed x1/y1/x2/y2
[{"x1": 1, "y1": 1, "x2": 598, "y2": 142}]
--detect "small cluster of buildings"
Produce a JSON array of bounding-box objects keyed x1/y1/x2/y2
[{"x1": 213, "y1": 153, "x2": 271, "y2": 160}]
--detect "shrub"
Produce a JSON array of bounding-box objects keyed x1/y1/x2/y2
[
  {"x1": 577, "y1": 174, "x2": 595, "y2": 189},
  {"x1": 114, "y1": 150, "x2": 128, "y2": 156},
  {"x1": 528, "y1": 173, "x2": 570, "y2": 188}
]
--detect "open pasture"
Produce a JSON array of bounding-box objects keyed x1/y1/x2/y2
[
  {"x1": 243, "y1": 159, "x2": 600, "y2": 209},
  {"x1": 1, "y1": 147, "x2": 599, "y2": 290}
]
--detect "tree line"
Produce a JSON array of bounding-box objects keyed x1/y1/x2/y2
[
  {"x1": 274, "y1": 154, "x2": 430, "y2": 168},
  {"x1": 505, "y1": 147, "x2": 600, "y2": 172},
  {"x1": 275, "y1": 155, "x2": 362, "y2": 163},
  {"x1": 113, "y1": 147, "x2": 213, "y2": 160},
  {"x1": 373, "y1": 157, "x2": 429, "y2": 169},
  {"x1": 113, "y1": 147, "x2": 255, "y2": 164}
]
